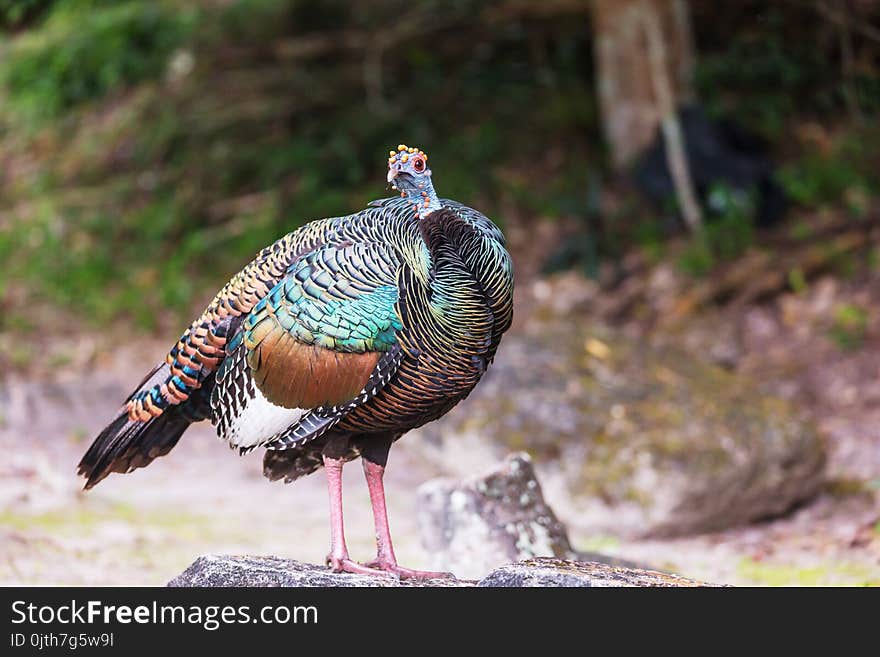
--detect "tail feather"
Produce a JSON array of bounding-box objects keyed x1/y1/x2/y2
[
  {"x1": 77, "y1": 410, "x2": 190, "y2": 489},
  {"x1": 78, "y1": 361, "x2": 207, "y2": 489}
]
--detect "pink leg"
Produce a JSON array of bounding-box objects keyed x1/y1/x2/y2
[
  {"x1": 362, "y1": 458, "x2": 454, "y2": 580},
  {"x1": 323, "y1": 455, "x2": 388, "y2": 576}
]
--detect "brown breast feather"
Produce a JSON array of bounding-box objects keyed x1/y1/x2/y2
[{"x1": 248, "y1": 330, "x2": 380, "y2": 409}]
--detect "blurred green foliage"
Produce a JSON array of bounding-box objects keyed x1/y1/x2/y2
[
  {"x1": 693, "y1": 4, "x2": 843, "y2": 140},
  {"x1": 787, "y1": 267, "x2": 807, "y2": 295},
  {"x1": 0, "y1": 0, "x2": 878, "y2": 334},
  {"x1": 0, "y1": 1, "x2": 197, "y2": 124},
  {"x1": 1, "y1": 0, "x2": 597, "y2": 329},
  {"x1": 829, "y1": 303, "x2": 869, "y2": 351},
  {"x1": 779, "y1": 128, "x2": 880, "y2": 209},
  {"x1": 0, "y1": 0, "x2": 56, "y2": 29},
  {"x1": 677, "y1": 183, "x2": 757, "y2": 277}
]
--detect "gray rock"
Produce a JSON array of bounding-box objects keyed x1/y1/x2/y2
[
  {"x1": 419, "y1": 452, "x2": 592, "y2": 579},
  {"x1": 479, "y1": 557, "x2": 718, "y2": 587},
  {"x1": 413, "y1": 320, "x2": 826, "y2": 538},
  {"x1": 168, "y1": 554, "x2": 715, "y2": 587},
  {"x1": 417, "y1": 453, "x2": 649, "y2": 578},
  {"x1": 167, "y1": 554, "x2": 472, "y2": 587}
]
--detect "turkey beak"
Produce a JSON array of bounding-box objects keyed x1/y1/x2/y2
[{"x1": 386, "y1": 168, "x2": 399, "y2": 185}]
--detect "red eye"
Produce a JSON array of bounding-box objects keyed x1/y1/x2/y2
[{"x1": 412, "y1": 157, "x2": 425, "y2": 172}]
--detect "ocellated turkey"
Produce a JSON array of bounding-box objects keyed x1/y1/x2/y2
[{"x1": 78, "y1": 145, "x2": 514, "y2": 579}]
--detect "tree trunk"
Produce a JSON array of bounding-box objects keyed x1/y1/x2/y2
[{"x1": 592, "y1": 0, "x2": 695, "y2": 170}]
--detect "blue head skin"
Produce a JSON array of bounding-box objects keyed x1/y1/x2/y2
[{"x1": 387, "y1": 145, "x2": 443, "y2": 218}]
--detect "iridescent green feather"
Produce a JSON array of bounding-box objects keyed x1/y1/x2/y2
[{"x1": 242, "y1": 243, "x2": 403, "y2": 356}]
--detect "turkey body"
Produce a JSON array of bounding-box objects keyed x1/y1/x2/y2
[{"x1": 78, "y1": 196, "x2": 514, "y2": 489}]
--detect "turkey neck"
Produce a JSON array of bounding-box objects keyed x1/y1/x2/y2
[
  {"x1": 414, "y1": 208, "x2": 500, "y2": 365},
  {"x1": 400, "y1": 172, "x2": 442, "y2": 219}
]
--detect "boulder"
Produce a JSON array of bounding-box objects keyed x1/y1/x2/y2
[
  {"x1": 167, "y1": 554, "x2": 469, "y2": 587},
  {"x1": 168, "y1": 555, "x2": 715, "y2": 587},
  {"x1": 412, "y1": 318, "x2": 826, "y2": 538},
  {"x1": 417, "y1": 452, "x2": 642, "y2": 578},
  {"x1": 479, "y1": 558, "x2": 718, "y2": 587}
]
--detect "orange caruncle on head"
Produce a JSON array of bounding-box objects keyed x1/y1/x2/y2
[{"x1": 386, "y1": 144, "x2": 441, "y2": 218}]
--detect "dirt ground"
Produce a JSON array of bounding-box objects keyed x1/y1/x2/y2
[{"x1": 1, "y1": 424, "x2": 442, "y2": 585}]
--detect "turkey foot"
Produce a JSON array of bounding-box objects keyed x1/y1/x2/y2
[
  {"x1": 363, "y1": 560, "x2": 455, "y2": 580},
  {"x1": 326, "y1": 554, "x2": 392, "y2": 577}
]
